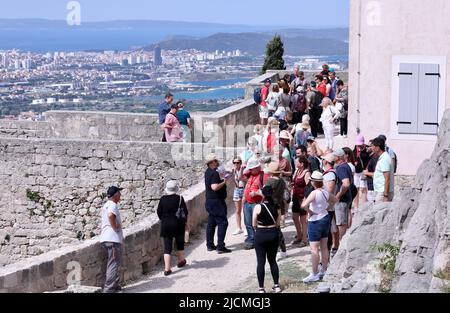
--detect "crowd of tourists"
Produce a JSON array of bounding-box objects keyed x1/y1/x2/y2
[{"x1": 99, "y1": 64, "x2": 398, "y2": 293}]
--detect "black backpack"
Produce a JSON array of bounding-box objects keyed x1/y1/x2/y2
[{"x1": 313, "y1": 90, "x2": 324, "y2": 108}]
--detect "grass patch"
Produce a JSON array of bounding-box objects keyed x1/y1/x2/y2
[{"x1": 375, "y1": 243, "x2": 400, "y2": 293}]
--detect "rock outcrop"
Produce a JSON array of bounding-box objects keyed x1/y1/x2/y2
[{"x1": 323, "y1": 109, "x2": 450, "y2": 293}]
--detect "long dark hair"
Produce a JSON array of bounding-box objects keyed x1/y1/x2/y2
[{"x1": 343, "y1": 147, "x2": 356, "y2": 164}]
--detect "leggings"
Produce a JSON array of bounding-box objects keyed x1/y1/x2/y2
[
  {"x1": 255, "y1": 228, "x2": 280, "y2": 288},
  {"x1": 163, "y1": 235, "x2": 185, "y2": 254}
]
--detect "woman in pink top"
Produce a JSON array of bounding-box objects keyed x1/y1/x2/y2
[{"x1": 164, "y1": 104, "x2": 183, "y2": 142}]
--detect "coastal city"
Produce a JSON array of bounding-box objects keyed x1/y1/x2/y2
[{"x1": 0, "y1": 47, "x2": 347, "y2": 120}]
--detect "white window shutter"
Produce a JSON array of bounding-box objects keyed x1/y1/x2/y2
[
  {"x1": 397, "y1": 63, "x2": 419, "y2": 134},
  {"x1": 418, "y1": 64, "x2": 440, "y2": 135}
]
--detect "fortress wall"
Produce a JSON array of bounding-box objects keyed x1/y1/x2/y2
[
  {"x1": 0, "y1": 137, "x2": 236, "y2": 266},
  {"x1": 43, "y1": 111, "x2": 162, "y2": 142},
  {"x1": 0, "y1": 181, "x2": 236, "y2": 293},
  {"x1": 0, "y1": 120, "x2": 51, "y2": 139}
]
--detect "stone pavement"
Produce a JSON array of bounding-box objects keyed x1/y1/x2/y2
[{"x1": 124, "y1": 209, "x2": 320, "y2": 294}]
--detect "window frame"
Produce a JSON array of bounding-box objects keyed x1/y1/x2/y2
[{"x1": 390, "y1": 56, "x2": 446, "y2": 141}]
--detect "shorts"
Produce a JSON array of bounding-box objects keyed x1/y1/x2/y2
[
  {"x1": 335, "y1": 202, "x2": 351, "y2": 226},
  {"x1": 354, "y1": 173, "x2": 368, "y2": 189},
  {"x1": 292, "y1": 197, "x2": 307, "y2": 216},
  {"x1": 233, "y1": 188, "x2": 244, "y2": 202},
  {"x1": 308, "y1": 214, "x2": 331, "y2": 242},
  {"x1": 259, "y1": 105, "x2": 269, "y2": 119}
]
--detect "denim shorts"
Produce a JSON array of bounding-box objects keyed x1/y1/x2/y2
[
  {"x1": 308, "y1": 214, "x2": 331, "y2": 242},
  {"x1": 233, "y1": 188, "x2": 244, "y2": 202}
]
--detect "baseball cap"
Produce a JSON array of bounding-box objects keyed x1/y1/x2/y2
[
  {"x1": 165, "y1": 92, "x2": 173, "y2": 98},
  {"x1": 107, "y1": 186, "x2": 123, "y2": 198},
  {"x1": 170, "y1": 103, "x2": 179, "y2": 109},
  {"x1": 378, "y1": 134, "x2": 387, "y2": 142},
  {"x1": 307, "y1": 136, "x2": 315, "y2": 142},
  {"x1": 322, "y1": 154, "x2": 336, "y2": 164},
  {"x1": 329, "y1": 68, "x2": 335, "y2": 73},
  {"x1": 264, "y1": 78, "x2": 272, "y2": 84},
  {"x1": 333, "y1": 148, "x2": 345, "y2": 158}
]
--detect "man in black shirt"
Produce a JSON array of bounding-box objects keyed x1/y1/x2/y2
[
  {"x1": 204, "y1": 154, "x2": 232, "y2": 254},
  {"x1": 363, "y1": 140, "x2": 379, "y2": 204}
]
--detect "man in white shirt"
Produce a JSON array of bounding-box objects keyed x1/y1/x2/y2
[
  {"x1": 371, "y1": 138, "x2": 394, "y2": 202},
  {"x1": 100, "y1": 186, "x2": 124, "y2": 293}
]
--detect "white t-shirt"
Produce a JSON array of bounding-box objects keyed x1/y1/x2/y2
[
  {"x1": 308, "y1": 188, "x2": 330, "y2": 222},
  {"x1": 347, "y1": 162, "x2": 356, "y2": 175},
  {"x1": 100, "y1": 200, "x2": 123, "y2": 243}
]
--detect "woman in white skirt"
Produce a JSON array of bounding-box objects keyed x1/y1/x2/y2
[{"x1": 319, "y1": 97, "x2": 338, "y2": 150}]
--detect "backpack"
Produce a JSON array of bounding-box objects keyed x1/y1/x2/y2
[
  {"x1": 312, "y1": 90, "x2": 324, "y2": 108},
  {"x1": 253, "y1": 87, "x2": 262, "y2": 105},
  {"x1": 333, "y1": 165, "x2": 358, "y2": 201},
  {"x1": 387, "y1": 147, "x2": 398, "y2": 174}
]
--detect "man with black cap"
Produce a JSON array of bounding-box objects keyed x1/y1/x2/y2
[
  {"x1": 158, "y1": 92, "x2": 174, "y2": 142},
  {"x1": 100, "y1": 186, "x2": 124, "y2": 293}
]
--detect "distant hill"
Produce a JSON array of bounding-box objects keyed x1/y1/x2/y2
[
  {"x1": 0, "y1": 19, "x2": 348, "y2": 53},
  {"x1": 146, "y1": 31, "x2": 349, "y2": 56}
]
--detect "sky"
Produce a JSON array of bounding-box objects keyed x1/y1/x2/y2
[{"x1": 0, "y1": 0, "x2": 349, "y2": 27}]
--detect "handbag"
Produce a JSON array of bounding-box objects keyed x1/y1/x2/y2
[{"x1": 175, "y1": 195, "x2": 186, "y2": 221}]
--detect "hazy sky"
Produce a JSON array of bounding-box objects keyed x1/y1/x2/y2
[{"x1": 1, "y1": 0, "x2": 349, "y2": 27}]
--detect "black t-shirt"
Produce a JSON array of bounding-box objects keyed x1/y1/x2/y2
[
  {"x1": 366, "y1": 155, "x2": 379, "y2": 191},
  {"x1": 308, "y1": 156, "x2": 321, "y2": 173},
  {"x1": 205, "y1": 168, "x2": 227, "y2": 200},
  {"x1": 336, "y1": 163, "x2": 353, "y2": 203}
]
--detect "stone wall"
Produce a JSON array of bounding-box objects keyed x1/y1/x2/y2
[
  {"x1": 0, "y1": 181, "x2": 235, "y2": 293},
  {"x1": 322, "y1": 109, "x2": 450, "y2": 293},
  {"x1": 43, "y1": 111, "x2": 162, "y2": 142},
  {"x1": 0, "y1": 137, "x2": 238, "y2": 266},
  {"x1": 0, "y1": 120, "x2": 50, "y2": 139}
]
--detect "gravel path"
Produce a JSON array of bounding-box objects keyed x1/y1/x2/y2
[{"x1": 124, "y1": 209, "x2": 318, "y2": 293}]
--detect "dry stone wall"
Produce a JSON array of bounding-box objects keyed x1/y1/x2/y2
[{"x1": 0, "y1": 138, "x2": 235, "y2": 266}]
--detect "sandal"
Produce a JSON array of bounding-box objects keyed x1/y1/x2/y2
[
  {"x1": 291, "y1": 239, "x2": 302, "y2": 245},
  {"x1": 177, "y1": 259, "x2": 187, "y2": 268},
  {"x1": 299, "y1": 241, "x2": 309, "y2": 248},
  {"x1": 164, "y1": 270, "x2": 172, "y2": 276}
]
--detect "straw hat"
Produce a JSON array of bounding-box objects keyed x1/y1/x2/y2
[
  {"x1": 165, "y1": 180, "x2": 179, "y2": 195},
  {"x1": 267, "y1": 162, "x2": 281, "y2": 174},
  {"x1": 205, "y1": 153, "x2": 218, "y2": 165},
  {"x1": 246, "y1": 158, "x2": 261, "y2": 170},
  {"x1": 279, "y1": 130, "x2": 291, "y2": 140},
  {"x1": 311, "y1": 171, "x2": 324, "y2": 182}
]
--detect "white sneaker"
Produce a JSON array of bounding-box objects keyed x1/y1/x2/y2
[
  {"x1": 302, "y1": 272, "x2": 321, "y2": 283},
  {"x1": 272, "y1": 285, "x2": 282, "y2": 293},
  {"x1": 258, "y1": 288, "x2": 266, "y2": 293},
  {"x1": 233, "y1": 229, "x2": 243, "y2": 235},
  {"x1": 277, "y1": 251, "x2": 288, "y2": 261},
  {"x1": 318, "y1": 265, "x2": 326, "y2": 279},
  {"x1": 343, "y1": 135, "x2": 348, "y2": 138}
]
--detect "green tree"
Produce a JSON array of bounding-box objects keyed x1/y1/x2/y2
[{"x1": 261, "y1": 35, "x2": 285, "y2": 74}]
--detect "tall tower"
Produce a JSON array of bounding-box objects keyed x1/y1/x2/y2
[{"x1": 153, "y1": 45, "x2": 162, "y2": 66}]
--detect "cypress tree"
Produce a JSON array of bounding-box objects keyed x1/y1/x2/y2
[{"x1": 261, "y1": 35, "x2": 285, "y2": 74}]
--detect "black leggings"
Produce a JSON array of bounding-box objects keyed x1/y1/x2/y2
[
  {"x1": 163, "y1": 235, "x2": 184, "y2": 254},
  {"x1": 340, "y1": 117, "x2": 348, "y2": 136},
  {"x1": 255, "y1": 228, "x2": 280, "y2": 288}
]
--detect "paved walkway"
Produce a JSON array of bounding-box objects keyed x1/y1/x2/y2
[{"x1": 124, "y1": 209, "x2": 319, "y2": 293}]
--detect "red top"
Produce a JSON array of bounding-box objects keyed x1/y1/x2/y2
[
  {"x1": 292, "y1": 169, "x2": 309, "y2": 199},
  {"x1": 260, "y1": 86, "x2": 269, "y2": 107},
  {"x1": 317, "y1": 84, "x2": 327, "y2": 97},
  {"x1": 244, "y1": 172, "x2": 264, "y2": 204}
]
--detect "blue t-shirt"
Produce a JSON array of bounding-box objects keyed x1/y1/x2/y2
[
  {"x1": 158, "y1": 102, "x2": 171, "y2": 124},
  {"x1": 336, "y1": 163, "x2": 353, "y2": 203},
  {"x1": 176, "y1": 109, "x2": 191, "y2": 126},
  {"x1": 329, "y1": 79, "x2": 337, "y2": 101}
]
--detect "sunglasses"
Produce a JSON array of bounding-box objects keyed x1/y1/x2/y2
[{"x1": 233, "y1": 162, "x2": 241, "y2": 164}]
